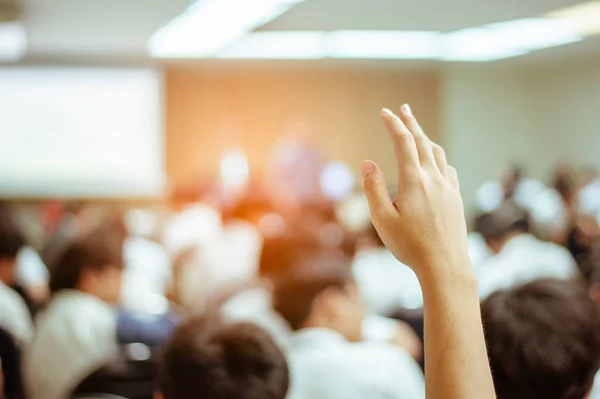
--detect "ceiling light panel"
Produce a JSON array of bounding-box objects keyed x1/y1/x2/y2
[
  {"x1": 219, "y1": 31, "x2": 327, "y2": 59},
  {"x1": 148, "y1": 0, "x2": 305, "y2": 58},
  {"x1": 329, "y1": 30, "x2": 440, "y2": 59}
]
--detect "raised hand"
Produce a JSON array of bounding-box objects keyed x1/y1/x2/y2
[
  {"x1": 360, "y1": 104, "x2": 495, "y2": 399},
  {"x1": 361, "y1": 105, "x2": 470, "y2": 279}
]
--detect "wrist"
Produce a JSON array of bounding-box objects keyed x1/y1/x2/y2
[{"x1": 415, "y1": 254, "x2": 478, "y2": 295}]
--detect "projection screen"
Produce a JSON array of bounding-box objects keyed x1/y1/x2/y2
[{"x1": 0, "y1": 67, "x2": 165, "y2": 198}]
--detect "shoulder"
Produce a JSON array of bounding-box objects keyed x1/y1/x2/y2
[
  {"x1": 0, "y1": 283, "x2": 33, "y2": 343},
  {"x1": 40, "y1": 292, "x2": 117, "y2": 333},
  {"x1": 539, "y1": 240, "x2": 575, "y2": 264}
]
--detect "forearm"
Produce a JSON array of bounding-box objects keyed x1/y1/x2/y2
[{"x1": 419, "y1": 260, "x2": 495, "y2": 399}]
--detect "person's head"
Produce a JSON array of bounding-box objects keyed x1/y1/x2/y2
[
  {"x1": 585, "y1": 250, "x2": 600, "y2": 306},
  {"x1": 500, "y1": 164, "x2": 524, "y2": 199},
  {"x1": 0, "y1": 220, "x2": 25, "y2": 286},
  {"x1": 476, "y1": 200, "x2": 529, "y2": 253},
  {"x1": 156, "y1": 317, "x2": 289, "y2": 399},
  {"x1": 49, "y1": 229, "x2": 124, "y2": 303},
  {"x1": 481, "y1": 279, "x2": 600, "y2": 399},
  {"x1": 272, "y1": 252, "x2": 365, "y2": 342}
]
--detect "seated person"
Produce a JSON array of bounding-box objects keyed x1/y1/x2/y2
[
  {"x1": 73, "y1": 310, "x2": 181, "y2": 399},
  {"x1": 155, "y1": 316, "x2": 289, "y2": 399},
  {"x1": 23, "y1": 229, "x2": 125, "y2": 399},
  {"x1": 122, "y1": 209, "x2": 172, "y2": 314},
  {"x1": 0, "y1": 221, "x2": 32, "y2": 344},
  {"x1": 476, "y1": 201, "x2": 578, "y2": 299},
  {"x1": 482, "y1": 279, "x2": 600, "y2": 399},
  {"x1": 272, "y1": 251, "x2": 425, "y2": 399}
]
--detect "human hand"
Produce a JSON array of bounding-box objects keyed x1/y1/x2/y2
[{"x1": 361, "y1": 105, "x2": 470, "y2": 279}]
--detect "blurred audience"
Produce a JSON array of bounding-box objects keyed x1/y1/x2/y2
[
  {"x1": 0, "y1": 221, "x2": 33, "y2": 345},
  {"x1": 2, "y1": 104, "x2": 600, "y2": 399},
  {"x1": 272, "y1": 244, "x2": 424, "y2": 398},
  {"x1": 476, "y1": 200, "x2": 578, "y2": 299},
  {"x1": 24, "y1": 229, "x2": 125, "y2": 399}
]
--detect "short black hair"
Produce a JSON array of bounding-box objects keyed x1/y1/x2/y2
[
  {"x1": 481, "y1": 279, "x2": 600, "y2": 399},
  {"x1": 49, "y1": 228, "x2": 124, "y2": 294},
  {"x1": 0, "y1": 219, "x2": 25, "y2": 260},
  {"x1": 158, "y1": 317, "x2": 289, "y2": 399}
]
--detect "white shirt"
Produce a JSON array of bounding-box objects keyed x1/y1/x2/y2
[
  {"x1": 16, "y1": 246, "x2": 49, "y2": 288},
  {"x1": 220, "y1": 285, "x2": 292, "y2": 347},
  {"x1": 477, "y1": 234, "x2": 578, "y2": 300},
  {"x1": 468, "y1": 232, "x2": 492, "y2": 272},
  {"x1": 122, "y1": 236, "x2": 172, "y2": 314},
  {"x1": 178, "y1": 221, "x2": 262, "y2": 316},
  {"x1": 578, "y1": 178, "x2": 600, "y2": 215},
  {"x1": 353, "y1": 248, "x2": 423, "y2": 313},
  {"x1": 162, "y1": 204, "x2": 222, "y2": 256},
  {"x1": 287, "y1": 328, "x2": 425, "y2": 399},
  {"x1": 0, "y1": 281, "x2": 32, "y2": 344},
  {"x1": 476, "y1": 178, "x2": 546, "y2": 213},
  {"x1": 591, "y1": 371, "x2": 600, "y2": 399},
  {"x1": 23, "y1": 291, "x2": 119, "y2": 399}
]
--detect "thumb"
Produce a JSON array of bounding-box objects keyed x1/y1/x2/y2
[{"x1": 361, "y1": 160, "x2": 393, "y2": 217}]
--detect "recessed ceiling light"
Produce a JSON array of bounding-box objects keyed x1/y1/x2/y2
[{"x1": 148, "y1": 0, "x2": 305, "y2": 58}]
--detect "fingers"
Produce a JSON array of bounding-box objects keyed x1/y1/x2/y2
[
  {"x1": 398, "y1": 104, "x2": 437, "y2": 171},
  {"x1": 380, "y1": 109, "x2": 419, "y2": 180},
  {"x1": 431, "y1": 143, "x2": 449, "y2": 177},
  {"x1": 448, "y1": 166, "x2": 460, "y2": 190},
  {"x1": 361, "y1": 160, "x2": 394, "y2": 218}
]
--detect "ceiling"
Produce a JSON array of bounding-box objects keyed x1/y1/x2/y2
[{"x1": 12, "y1": 0, "x2": 600, "y2": 64}]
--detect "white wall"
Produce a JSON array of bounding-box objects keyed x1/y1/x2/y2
[
  {"x1": 527, "y1": 64, "x2": 600, "y2": 174},
  {"x1": 442, "y1": 61, "x2": 600, "y2": 212},
  {"x1": 0, "y1": 67, "x2": 165, "y2": 198}
]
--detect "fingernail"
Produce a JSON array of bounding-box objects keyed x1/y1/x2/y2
[
  {"x1": 381, "y1": 108, "x2": 393, "y2": 117},
  {"x1": 361, "y1": 161, "x2": 375, "y2": 177},
  {"x1": 402, "y1": 104, "x2": 412, "y2": 115}
]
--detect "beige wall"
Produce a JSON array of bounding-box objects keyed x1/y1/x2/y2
[
  {"x1": 442, "y1": 61, "x2": 600, "y2": 211},
  {"x1": 165, "y1": 66, "x2": 441, "y2": 187}
]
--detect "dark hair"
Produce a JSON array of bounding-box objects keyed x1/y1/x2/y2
[
  {"x1": 477, "y1": 200, "x2": 529, "y2": 240},
  {"x1": 0, "y1": 219, "x2": 25, "y2": 259},
  {"x1": 481, "y1": 279, "x2": 600, "y2": 399},
  {"x1": 272, "y1": 252, "x2": 352, "y2": 330},
  {"x1": 49, "y1": 229, "x2": 124, "y2": 294},
  {"x1": 158, "y1": 317, "x2": 289, "y2": 399}
]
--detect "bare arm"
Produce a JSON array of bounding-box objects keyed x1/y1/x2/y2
[{"x1": 360, "y1": 105, "x2": 495, "y2": 399}]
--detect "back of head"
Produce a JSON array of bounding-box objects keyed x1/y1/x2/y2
[
  {"x1": 481, "y1": 279, "x2": 600, "y2": 399},
  {"x1": 0, "y1": 218, "x2": 25, "y2": 285},
  {"x1": 272, "y1": 255, "x2": 352, "y2": 330},
  {"x1": 477, "y1": 201, "x2": 529, "y2": 252},
  {"x1": 0, "y1": 218, "x2": 25, "y2": 261},
  {"x1": 50, "y1": 228, "x2": 124, "y2": 300},
  {"x1": 158, "y1": 317, "x2": 289, "y2": 399},
  {"x1": 271, "y1": 249, "x2": 365, "y2": 343}
]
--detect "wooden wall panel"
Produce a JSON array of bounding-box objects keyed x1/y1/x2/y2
[{"x1": 165, "y1": 66, "x2": 441, "y2": 187}]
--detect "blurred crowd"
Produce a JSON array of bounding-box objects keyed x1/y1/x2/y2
[{"x1": 1, "y1": 145, "x2": 600, "y2": 399}]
